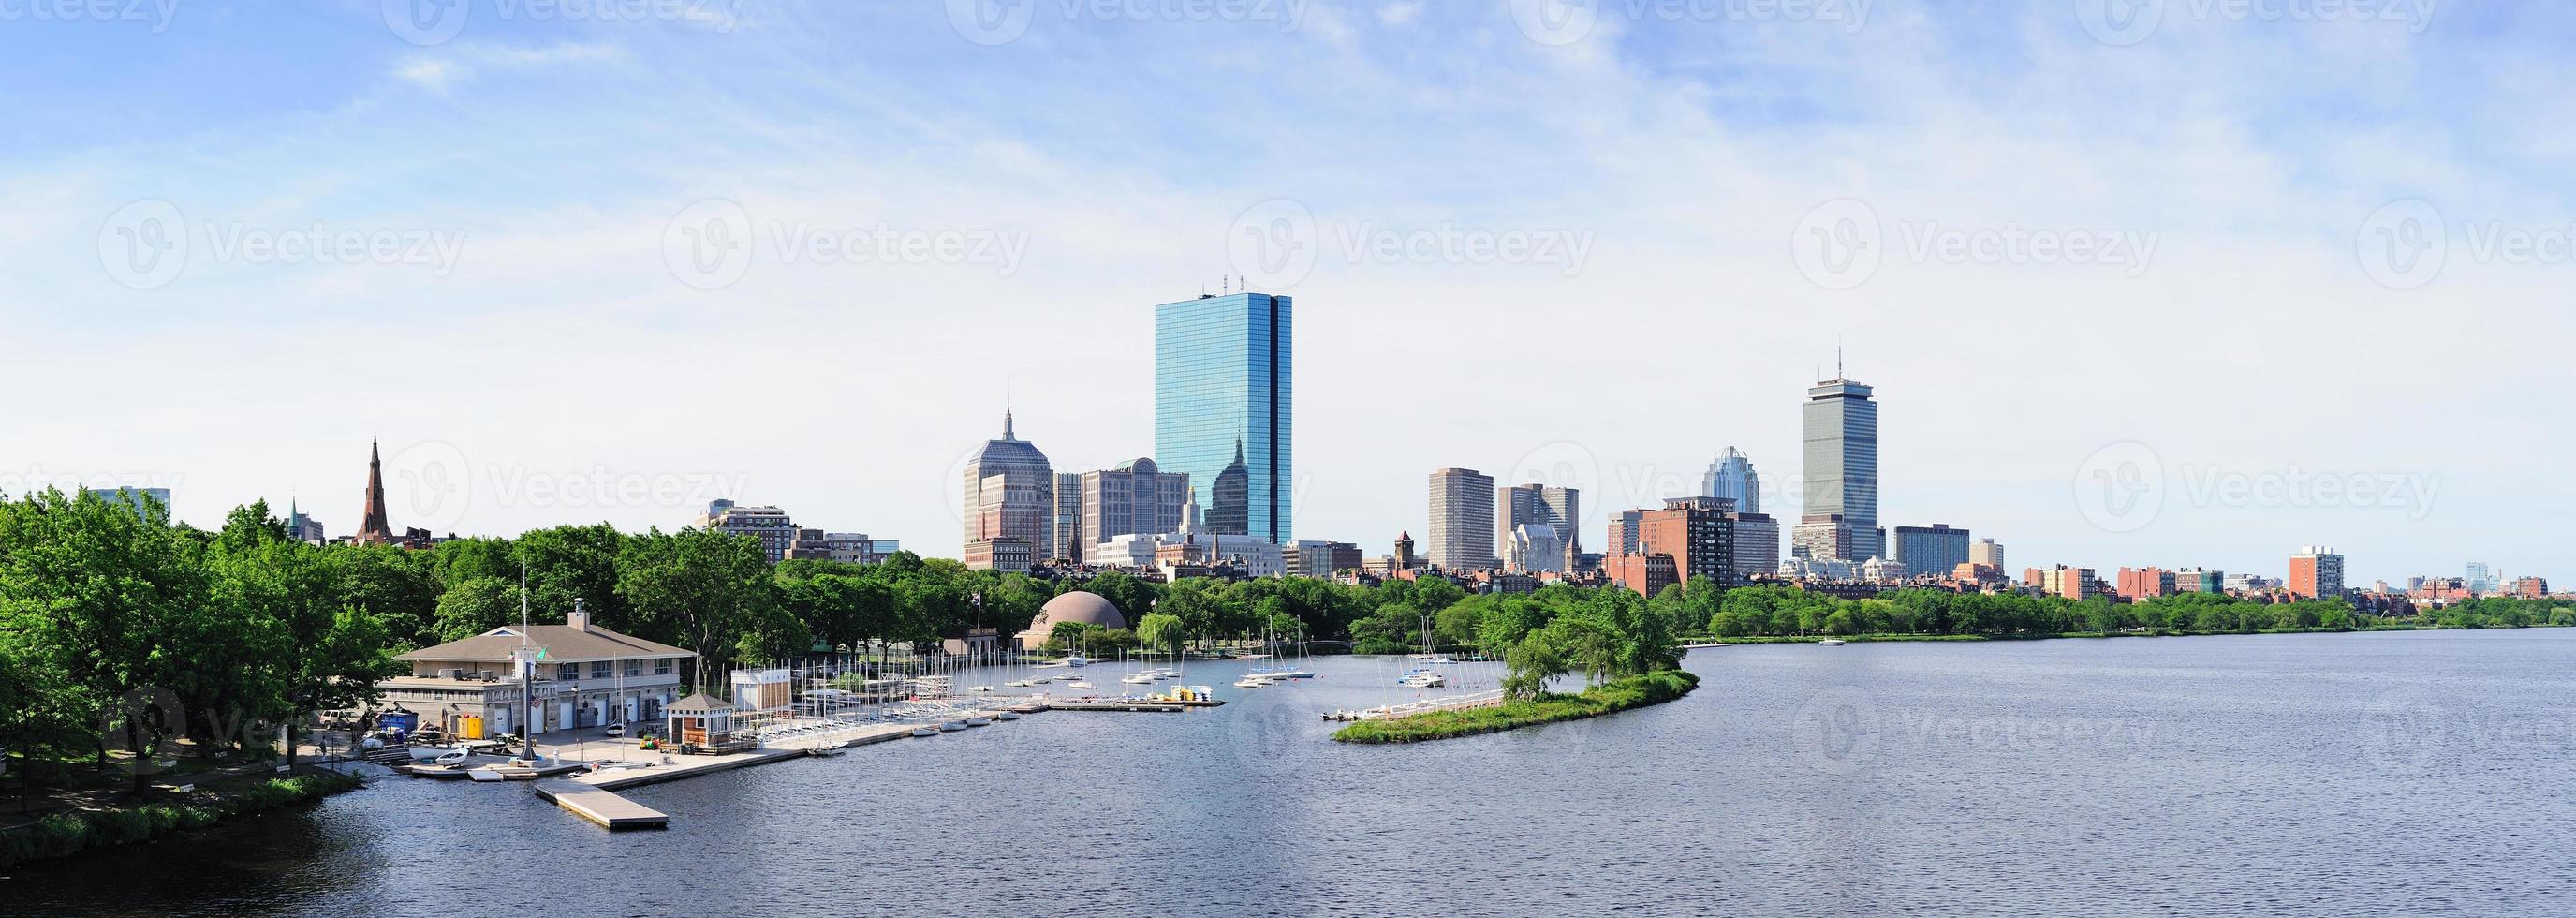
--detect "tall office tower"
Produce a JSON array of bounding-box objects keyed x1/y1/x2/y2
[
  {"x1": 1797, "y1": 364, "x2": 1879, "y2": 561},
  {"x1": 2289, "y1": 545, "x2": 2346, "y2": 600},
  {"x1": 1500, "y1": 482, "x2": 1582, "y2": 569},
  {"x1": 1891, "y1": 524, "x2": 1970, "y2": 576},
  {"x1": 1728, "y1": 512, "x2": 1779, "y2": 583},
  {"x1": 1080, "y1": 458, "x2": 1191, "y2": 554},
  {"x1": 962, "y1": 410, "x2": 1054, "y2": 570},
  {"x1": 1155, "y1": 291, "x2": 1291, "y2": 542},
  {"x1": 1052, "y1": 472, "x2": 1084, "y2": 564},
  {"x1": 1969, "y1": 538, "x2": 2006, "y2": 570},
  {"x1": 1427, "y1": 467, "x2": 1496, "y2": 570},
  {"x1": 1701, "y1": 447, "x2": 1760, "y2": 514}
]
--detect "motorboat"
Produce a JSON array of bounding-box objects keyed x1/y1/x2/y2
[
  {"x1": 1400, "y1": 672, "x2": 1447, "y2": 688},
  {"x1": 994, "y1": 711, "x2": 1021, "y2": 721},
  {"x1": 967, "y1": 685, "x2": 996, "y2": 692},
  {"x1": 1120, "y1": 673, "x2": 1156, "y2": 685},
  {"x1": 811, "y1": 741, "x2": 849, "y2": 757},
  {"x1": 1232, "y1": 676, "x2": 1271, "y2": 689},
  {"x1": 964, "y1": 718, "x2": 993, "y2": 727},
  {"x1": 1067, "y1": 680, "x2": 1095, "y2": 690},
  {"x1": 1818, "y1": 639, "x2": 1847, "y2": 646},
  {"x1": 1266, "y1": 668, "x2": 1315, "y2": 680},
  {"x1": 937, "y1": 720, "x2": 968, "y2": 732},
  {"x1": 1006, "y1": 678, "x2": 1039, "y2": 688}
]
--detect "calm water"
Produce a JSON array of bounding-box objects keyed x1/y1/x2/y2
[{"x1": 10, "y1": 629, "x2": 2573, "y2": 917}]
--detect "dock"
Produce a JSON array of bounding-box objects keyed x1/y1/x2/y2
[
  {"x1": 534, "y1": 780, "x2": 669, "y2": 830},
  {"x1": 1047, "y1": 700, "x2": 1185, "y2": 712}
]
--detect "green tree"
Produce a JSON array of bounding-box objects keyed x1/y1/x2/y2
[{"x1": 616, "y1": 527, "x2": 779, "y2": 691}]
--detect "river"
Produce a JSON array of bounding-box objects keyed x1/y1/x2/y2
[{"x1": 8, "y1": 629, "x2": 2571, "y2": 917}]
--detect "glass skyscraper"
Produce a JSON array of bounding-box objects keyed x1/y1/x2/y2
[
  {"x1": 1155, "y1": 291, "x2": 1291, "y2": 543},
  {"x1": 1797, "y1": 375, "x2": 1879, "y2": 561}
]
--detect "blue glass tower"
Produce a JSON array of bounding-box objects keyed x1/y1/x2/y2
[{"x1": 1155, "y1": 291, "x2": 1291, "y2": 543}]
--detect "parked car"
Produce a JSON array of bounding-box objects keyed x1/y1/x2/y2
[{"x1": 603, "y1": 723, "x2": 626, "y2": 738}]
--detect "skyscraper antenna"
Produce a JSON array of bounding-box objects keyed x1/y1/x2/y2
[{"x1": 1837, "y1": 344, "x2": 1844, "y2": 380}]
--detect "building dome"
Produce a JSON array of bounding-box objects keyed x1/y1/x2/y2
[{"x1": 1033, "y1": 591, "x2": 1126, "y2": 630}]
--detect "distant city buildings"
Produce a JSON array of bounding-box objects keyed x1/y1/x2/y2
[
  {"x1": 86, "y1": 486, "x2": 172, "y2": 519},
  {"x1": 2225, "y1": 572, "x2": 2278, "y2": 593},
  {"x1": 698, "y1": 500, "x2": 802, "y2": 563},
  {"x1": 2115, "y1": 566, "x2": 2176, "y2": 599},
  {"x1": 963, "y1": 411, "x2": 1053, "y2": 571},
  {"x1": 1052, "y1": 472, "x2": 1083, "y2": 564},
  {"x1": 784, "y1": 530, "x2": 887, "y2": 565},
  {"x1": 2465, "y1": 561, "x2": 2497, "y2": 594},
  {"x1": 2511, "y1": 576, "x2": 2550, "y2": 600},
  {"x1": 1606, "y1": 510, "x2": 1642, "y2": 557},
  {"x1": 1508, "y1": 524, "x2": 1566, "y2": 574},
  {"x1": 2289, "y1": 545, "x2": 2346, "y2": 600},
  {"x1": 1499, "y1": 482, "x2": 1580, "y2": 572},
  {"x1": 1890, "y1": 524, "x2": 1969, "y2": 577},
  {"x1": 1795, "y1": 366, "x2": 1880, "y2": 562},
  {"x1": 1156, "y1": 291, "x2": 1291, "y2": 543},
  {"x1": 1970, "y1": 538, "x2": 2006, "y2": 570},
  {"x1": 1427, "y1": 467, "x2": 1496, "y2": 570},
  {"x1": 1287, "y1": 540, "x2": 1362, "y2": 578},
  {"x1": 2173, "y1": 567, "x2": 2222, "y2": 593},
  {"x1": 1701, "y1": 447, "x2": 1760, "y2": 514},
  {"x1": 2027, "y1": 565, "x2": 2103, "y2": 600},
  {"x1": 1730, "y1": 512, "x2": 1779, "y2": 584},
  {"x1": 287, "y1": 504, "x2": 325, "y2": 542},
  {"x1": 1604, "y1": 496, "x2": 1739, "y2": 597},
  {"x1": 1080, "y1": 458, "x2": 1190, "y2": 559}
]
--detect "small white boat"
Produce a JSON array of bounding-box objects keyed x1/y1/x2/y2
[
  {"x1": 1400, "y1": 672, "x2": 1447, "y2": 688},
  {"x1": 1067, "y1": 680, "x2": 1095, "y2": 690},
  {"x1": 1006, "y1": 678, "x2": 1038, "y2": 688},
  {"x1": 1818, "y1": 639, "x2": 1847, "y2": 646},
  {"x1": 1267, "y1": 669, "x2": 1315, "y2": 680},
  {"x1": 968, "y1": 685, "x2": 995, "y2": 692},
  {"x1": 1120, "y1": 674, "x2": 1155, "y2": 685},
  {"x1": 964, "y1": 718, "x2": 992, "y2": 727},
  {"x1": 908, "y1": 726, "x2": 939, "y2": 737},
  {"x1": 937, "y1": 720, "x2": 967, "y2": 732},
  {"x1": 994, "y1": 711, "x2": 1021, "y2": 721},
  {"x1": 811, "y1": 741, "x2": 848, "y2": 757},
  {"x1": 1232, "y1": 676, "x2": 1271, "y2": 689}
]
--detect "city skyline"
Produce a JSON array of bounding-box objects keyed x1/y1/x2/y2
[{"x1": 7, "y1": 5, "x2": 2567, "y2": 585}]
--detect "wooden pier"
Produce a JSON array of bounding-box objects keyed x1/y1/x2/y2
[
  {"x1": 534, "y1": 780, "x2": 669, "y2": 830},
  {"x1": 1046, "y1": 700, "x2": 1185, "y2": 712}
]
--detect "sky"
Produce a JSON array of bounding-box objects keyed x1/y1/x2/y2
[{"x1": 2, "y1": 0, "x2": 2569, "y2": 586}]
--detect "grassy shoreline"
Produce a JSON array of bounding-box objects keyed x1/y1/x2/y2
[
  {"x1": 0, "y1": 770, "x2": 363, "y2": 872},
  {"x1": 1689, "y1": 622, "x2": 2569, "y2": 645},
  {"x1": 1332, "y1": 670, "x2": 1700, "y2": 744}
]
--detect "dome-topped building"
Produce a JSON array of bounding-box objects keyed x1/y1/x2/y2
[{"x1": 1016, "y1": 591, "x2": 1127, "y2": 650}]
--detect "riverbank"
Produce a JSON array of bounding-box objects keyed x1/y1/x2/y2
[
  {"x1": 1692, "y1": 622, "x2": 2570, "y2": 644},
  {"x1": 1332, "y1": 670, "x2": 1699, "y2": 744},
  {"x1": 0, "y1": 770, "x2": 361, "y2": 871}
]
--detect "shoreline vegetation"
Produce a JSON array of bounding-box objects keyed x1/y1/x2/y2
[
  {"x1": 0, "y1": 770, "x2": 361, "y2": 872},
  {"x1": 1333, "y1": 670, "x2": 1700, "y2": 744}
]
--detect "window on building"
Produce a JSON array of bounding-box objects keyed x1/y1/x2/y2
[
  {"x1": 626, "y1": 659, "x2": 642, "y2": 677},
  {"x1": 557, "y1": 663, "x2": 577, "y2": 681},
  {"x1": 655, "y1": 658, "x2": 672, "y2": 675},
  {"x1": 590, "y1": 660, "x2": 612, "y2": 679}
]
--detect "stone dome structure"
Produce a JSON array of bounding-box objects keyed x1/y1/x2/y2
[{"x1": 1018, "y1": 591, "x2": 1127, "y2": 649}]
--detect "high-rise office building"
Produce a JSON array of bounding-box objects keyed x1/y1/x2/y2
[
  {"x1": 1052, "y1": 472, "x2": 1084, "y2": 564},
  {"x1": 1427, "y1": 467, "x2": 1496, "y2": 570},
  {"x1": 1080, "y1": 458, "x2": 1190, "y2": 557},
  {"x1": 1701, "y1": 447, "x2": 1760, "y2": 514},
  {"x1": 2465, "y1": 561, "x2": 2496, "y2": 594},
  {"x1": 87, "y1": 486, "x2": 173, "y2": 520},
  {"x1": 963, "y1": 411, "x2": 1054, "y2": 570},
  {"x1": 1607, "y1": 510, "x2": 1643, "y2": 556},
  {"x1": 1969, "y1": 538, "x2": 2006, "y2": 570},
  {"x1": 2289, "y1": 546, "x2": 2345, "y2": 600},
  {"x1": 1156, "y1": 291, "x2": 1291, "y2": 543},
  {"x1": 1891, "y1": 524, "x2": 1970, "y2": 577},
  {"x1": 1500, "y1": 482, "x2": 1581, "y2": 570},
  {"x1": 1729, "y1": 512, "x2": 1779, "y2": 582},
  {"x1": 1796, "y1": 366, "x2": 1879, "y2": 561}
]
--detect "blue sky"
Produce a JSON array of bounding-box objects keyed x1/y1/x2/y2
[{"x1": 3, "y1": 0, "x2": 2569, "y2": 585}]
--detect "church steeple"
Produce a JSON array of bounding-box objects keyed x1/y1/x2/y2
[{"x1": 354, "y1": 434, "x2": 394, "y2": 546}]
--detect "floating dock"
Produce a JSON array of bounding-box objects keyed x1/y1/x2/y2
[
  {"x1": 1046, "y1": 700, "x2": 1185, "y2": 712},
  {"x1": 534, "y1": 780, "x2": 669, "y2": 830}
]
